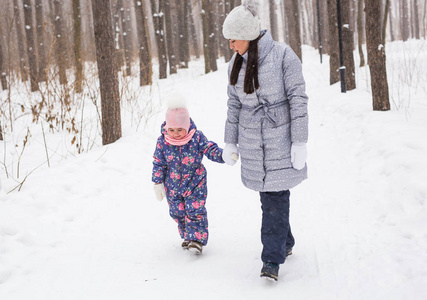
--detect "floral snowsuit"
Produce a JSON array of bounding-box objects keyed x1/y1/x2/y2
[{"x1": 152, "y1": 119, "x2": 224, "y2": 245}]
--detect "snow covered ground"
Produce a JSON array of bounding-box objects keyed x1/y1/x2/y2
[{"x1": 1, "y1": 40, "x2": 427, "y2": 299}]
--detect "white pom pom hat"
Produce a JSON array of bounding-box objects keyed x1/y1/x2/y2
[
  {"x1": 165, "y1": 93, "x2": 190, "y2": 131},
  {"x1": 222, "y1": 1, "x2": 260, "y2": 41}
]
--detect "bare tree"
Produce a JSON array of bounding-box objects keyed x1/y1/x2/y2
[
  {"x1": 0, "y1": 39, "x2": 7, "y2": 90},
  {"x1": 269, "y1": 0, "x2": 279, "y2": 41},
  {"x1": 53, "y1": 0, "x2": 68, "y2": 85},
  {"x1": 400, "y1": 0, "x2": 410, "y2": 40},
  {"x1": 134, "y1": 0, "x2": 153, "y2": 85},
  {"x1": 341, "y1": 0, "x2": 356, "y2": 90},
  {"x1": 73, "y1": 0, "x2": 83, "y2": 93},
  {"x1": 13, "y1": 0, "x2": 29, "y2": 81},
  {"x1": 204, "y1": 0, "x2": 217, "y2": 72},
  {"x1": 365, "y1": 0, "x2": 390, "y2": 111},
  {"x1": 35, "y1": 0, "x2": 47, "y2": 82},
  {"x1": 188, "y1": 2, "x2": 200, "y2": 59},
  {"x1": 179, "y1": 1, "x2": 190, "y2": 68},
  {"x1": 285, "y1": 0, "x2": 302, "y2": 61},
  {"x1": 357, "y1": 0, "x2": 365, "y2": 66},
  {"x1": 164, "y1": 0, "x2": 177, "y2": 74},
  {"x1": 119, "y1": 0, "x2": 133, "y2": 77},
  {"x1": 23, "y1": 0, "x2": 39, "y2": 91},
  {"x1": 221, "y1": 1, "x2": 233, "y2": 62},
  {"x1": 151, "y1": 0, "x2": 168, "y2": 79},
  {"x1": 201, "y1": 0, "x2": 213, "y2": 73},
  {"x1": 113, "y1": 0, "x2": 126, "y2": 70},
  {"x1": 327, "y1": 0, "x2": 340, "y2": 84},
  {"x1": 382, "y1": 0, "x2": 391, "y2": 45},
  {"x1": 92, "y1": 0, "x2": 122, "y2": 144},
  {"x1": 413, "y1": 0, "x2": 420, "y2": 39}
]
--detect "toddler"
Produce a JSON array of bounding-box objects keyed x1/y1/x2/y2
[{"x1": 152, "y1": 97, "x2": 237, "y2": 254}]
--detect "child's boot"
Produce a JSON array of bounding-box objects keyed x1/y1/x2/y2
[
  {"x1": 188, "y1": 241, "x2": 203, "y2": 254},
  {"x1": 181, "y1": 240, "x2": 190, "y2": 250}
]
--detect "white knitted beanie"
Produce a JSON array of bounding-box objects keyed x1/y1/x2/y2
[
  {"x1": 165, "y1": 93, "x2": 190, "y2": 131},
  {"x1": 222, "y1": 0, "x2": 260, "y2": 41}
]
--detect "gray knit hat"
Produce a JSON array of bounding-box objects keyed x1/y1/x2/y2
[{"x1": 222, "y1": 0, "x2": 260, "y2": 41}]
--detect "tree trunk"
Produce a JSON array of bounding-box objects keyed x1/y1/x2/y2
[
  {"x1": 53, "y1": 0, "x2": 68, "y2": 85},
  {"x1": 357, "y1": 0, "x2": 365, "y2": 67},
  {"x1": 180, "y1": 1, "x2": 190, "y2": 67},
  {"x1": 23, "y1": 0, "x2": 39, "y2": 91},
  {"x1": 209, "y1": 0, "x2": 218, "y2": 72},
  {"x1": 364, "y1": 0, "x2": 390, "y2": 111},
  {"x1": 91, "y1": 0, "x2": 122, "y2": 145},
  {"x1": 13, "y1": 0, "x2": 29, "y2": 81},
  {"x1": 382, "y1": 0, "x2": 390, "y2": 45},
  {"x1": 134, "y1": 0, "x2": 153, "y2": 86},
  {"x1": 389, "y1": 2, "x2": 395, "y2": 41},
  {"x1": 35, "y1": 0, "x2": 47, "y2": 82},
  {"x1": 151, "y1": 0, "x2": 168, "y2": 79},
  {"x1": 120, "y1": 0, "x2": 133, "y2": 77},
  {"x1": 413, "y1": 0, "x2": 420, "y2": 39},
  {"x1": 113, "y1": 0, "x2": 126, "y2": 70},
  {"x1": 73, "y1": 0, "x2": 83, "y2": 93},
  {"x1": 327, "y1": 0, "x2": 340, "y2": 84},
  {"x1": 222, "y1": 1, "x2": 233, "y2": 62},
  {"x1": 269, "y1": 0, "x2": 279, "y2": 41},
  {"x1": 0, "y1": 40, "x2": 7, "y2": 90},
  {"x1": 201, "y1": 0, "x2": 211, "y2": 73},
  {"x1": 400, "y1": 0, "x2": 410, "y2": 41},
  {"x1": 188, "y1": 3, "x2": 200, "y2": 59},
  {"x1": 285, "y1": 0, "x2": 302, "y2": 61},
  {"x1": 164, "y1": 0, "x2": 177, "y2": 74},
  {"x1": 341, "y1": 0, "x2": 356, "y2": 90}
]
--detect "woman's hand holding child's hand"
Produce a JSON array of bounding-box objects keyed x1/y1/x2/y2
[
  {"x1": 223, "y1": 144, "x2": 239, "y2": 166},
  {"x1": 291, "y1": 143, "x2": 307, "y2": 170},
  {"x1": 153, "y1": 183, "x2": 166, "y2": 201}
]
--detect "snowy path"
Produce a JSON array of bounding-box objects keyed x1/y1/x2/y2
[{"x1": 1, "y1": 46, "x2": 427, "y2": 299}]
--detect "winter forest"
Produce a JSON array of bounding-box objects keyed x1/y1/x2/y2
[
  {"x1": 0, "y1": 0, "x2": 426, "y2": 148},
  {"x1": 1, "y1": 0, "x2": 427, "y2": 299}
]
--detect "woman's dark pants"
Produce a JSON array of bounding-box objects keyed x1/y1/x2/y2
[{"x1": 260, "y1": 190, "x2": 295, "y2": 264}]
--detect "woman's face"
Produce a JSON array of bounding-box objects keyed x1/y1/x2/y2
[
  {"x1": 167, "y1": 128, "x2": 187, "y2": 140},
  {"x1": 229, "y1": 39, "x2": 250, "y2": 55}
]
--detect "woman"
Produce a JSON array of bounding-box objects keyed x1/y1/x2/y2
[{"x1": 221, "y1": 1, "x2": 309, "y2": 281}]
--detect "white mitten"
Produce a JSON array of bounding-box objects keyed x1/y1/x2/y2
[
  {"x1": 222, "y1": 143, "x2": 239, "y2": 166},
  {"x1": 291, "y1": 143, "x2": 307, "y2": 170},
  {"x1": 153, "y1": 183, "x2": 166, "y2": 201}
]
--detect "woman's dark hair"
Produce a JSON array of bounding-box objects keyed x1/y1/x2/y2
[{"x1": 229, "y1": 35, "x2": 262, "y2": 94}]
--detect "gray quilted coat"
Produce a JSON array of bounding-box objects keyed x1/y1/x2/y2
[{"x1": 224, "y1": 30, "x2": 308, "y2": 192}]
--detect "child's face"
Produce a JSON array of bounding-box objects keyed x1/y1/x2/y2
[{"x1": 167, "y1": 128, "x2": 187, "y2": 140}]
